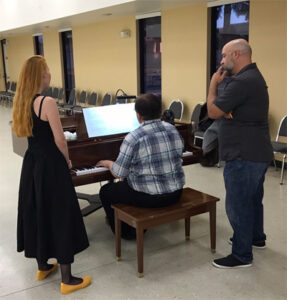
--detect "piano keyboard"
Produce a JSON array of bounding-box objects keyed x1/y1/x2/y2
[
  {"x1": 73, "y1": 166, "x2": 109, "y2": 176},
  {"x1": 72, "y1": 151, "x2": 193, "y2": 176}
]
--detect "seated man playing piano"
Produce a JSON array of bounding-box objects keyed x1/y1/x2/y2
[{"x1": 96, "y1": 93, "x2": 185, "y2": 239}]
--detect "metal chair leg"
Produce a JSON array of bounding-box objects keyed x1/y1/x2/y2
[
  {"x1": 273, "y1": 158, "x2": 277, "y2": 171},
  {"x1": 280, "y1": 154, "x2": 286, "y2": 185}
]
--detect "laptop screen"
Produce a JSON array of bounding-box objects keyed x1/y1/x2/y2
[{"x1": 83, "y1": 103, "x2": 140, "y2": 138}]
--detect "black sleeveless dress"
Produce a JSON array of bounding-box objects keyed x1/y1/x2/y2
[{"x1": 17, "y1": 96, "x2": 89, "y2": 264}]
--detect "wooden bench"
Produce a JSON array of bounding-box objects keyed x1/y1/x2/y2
[{"x1": 111, "y1": 187, "x2": 220, "y2": 277}]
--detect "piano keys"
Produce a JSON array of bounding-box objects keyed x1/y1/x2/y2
[
  {"x1": 72, "y1": 151, "x2": 194, "y2": 177},
  {"x1": 73, "y1": 166, "x2": 109, "y2": 176}
]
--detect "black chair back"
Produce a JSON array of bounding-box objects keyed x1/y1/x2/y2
[
  {"x1": 169, "y1": 100, "x2": 183, "y2": 120},
  {"x1": 67, "y1": 89, "x2": 76, "y2": 105},
  {"x1": 11, "y1": 82, "x2": 17, "y2": 92},
  {"x1": 162, "y1": 109, "x2": 175, "y2": 125},
  {"x1": 6, "y1": 81, "x2": 11, "y2": 91},
  {"x1": 191, "y1": 104, "x2": 203, "y2": 124},
  {"x1": 101, "y1": 93, "x2": 112, "y2": 106},
  {"x1": 52, "y1": 87, "x2": 59, "y2": 99},
  {"x1": 47, "y1": 87, "x2": 53, "y2": 97},
  {"x1": 58, "y1": 88, "x2": 64, "y2": 101},
  {"x1": 88, "y1": 92, "x2": 98, "y2": 106},
  {"x1": 78, "y1": 91, "x2": 87, "y2": 104},
  {"x1": 278, "y1": 115, "x2": 287, "y2": 138}
]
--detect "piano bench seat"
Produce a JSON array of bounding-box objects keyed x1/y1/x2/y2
[{"x1": 111, "y1": 187, "x2": 220, "y2": 277}]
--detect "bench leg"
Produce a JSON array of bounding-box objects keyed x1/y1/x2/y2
[
  {"x1": 185, "y1": 217, "x2": 190, "y2": 240},
  {"x1": 209, "y1": 203, "x2": 216, "y2": 252},
  {"x1": 136, "y1": 226, "x2": 144, "y2": 277},
  {"x1": 114, "y1": 211, "x2": 122, "y2": 261}
]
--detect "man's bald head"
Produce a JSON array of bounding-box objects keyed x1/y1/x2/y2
[
  {"x1": 225, "y1": 39, "x2": 252, "y2": 57},
  {"x1": 221, "y1": 39, "x2": 252, "y2": 75}
]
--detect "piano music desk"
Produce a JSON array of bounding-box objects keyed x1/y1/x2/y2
[{"x1": 112, "y1": 187, "x2": 219, "y2": 277}]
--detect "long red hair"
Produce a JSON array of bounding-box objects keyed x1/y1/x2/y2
[{"x1": 12, "y1": 55, "x2": 48, "y2": 137}]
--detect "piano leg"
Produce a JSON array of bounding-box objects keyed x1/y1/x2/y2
[
  {"x1": 76, "y1": 179, "x2": 114, "y2": 217},
  {"x1": 77, "y1": 193, "x2": 102, "y2": 217}
]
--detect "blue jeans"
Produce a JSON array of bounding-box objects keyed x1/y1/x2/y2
[{"x1": 223, "y1": 160, "x2": 269, "y2": 263}]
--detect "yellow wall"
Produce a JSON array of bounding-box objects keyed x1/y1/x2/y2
[
  {"x1": 4, "y1": 1, "x2": 286, "y2": 136},
  {"x1": 5, "y1": 32, "x2": 63, "y2": 89},
  {"x1": 7, "y1": 35, "x2": 34, "y2": 82},
  {"x1": 72, "y1": 17, "x2": 137, "y2": 104},
  {"x1": 249, "y1": 0, "x2": 287, "y2": 139},
  {"x1": 162, "y1": 4, "x2": 207, "y2": 122},
  {"x1": 43, "y1": 30, "x2": 63, "y2": 88}
]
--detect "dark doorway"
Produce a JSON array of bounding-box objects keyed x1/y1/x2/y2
[
  {"x1": 34, "y1": 35, "x2": 44, "y2": 56},
  {"x1": 60, "y1": 31, "x2": 75, "y2": 102},
  {"x1": 1, "y1": 39, "x2": 8, "y2": 90},
  {"x1": 138, "y1": 16, "x2": 161, "y2": 96}
]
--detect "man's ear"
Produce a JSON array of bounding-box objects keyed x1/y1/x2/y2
[
  {"x1": 233, "y1": 50, "x2": 240, "y2": 59},
  {"x1": 136, "y1": 113, "x2": 144, "y2": 123}
]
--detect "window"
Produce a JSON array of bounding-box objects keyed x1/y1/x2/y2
[
  {"x1": 138, "y1": 16, "x2": 161, "y2": 96},
  {"x1": 34, "y1": 35, "x2": 44, "y2": 56},
  {"x1": 210, "y1": 1, "x2": 249, "y2": 75}
]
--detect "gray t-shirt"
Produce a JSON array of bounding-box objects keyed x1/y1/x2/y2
[{"x1": 214, "y1": 63, "x2": 273, "y2": 162}]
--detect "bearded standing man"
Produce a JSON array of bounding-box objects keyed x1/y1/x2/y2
[{"x1": 207, "y1": 39, "x2": 273, "y2": 268}]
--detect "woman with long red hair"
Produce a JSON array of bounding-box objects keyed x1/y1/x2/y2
[{"x1": 13, "y1": 56, "x2": 91, "y2": 295}]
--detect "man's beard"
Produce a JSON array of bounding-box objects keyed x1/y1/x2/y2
[
  {"x1": 222, "y1": 60, "x2": 234, "y2": 76},
  {"x1": 224, "y1": 69, "x2": 233, "y2": 77}
]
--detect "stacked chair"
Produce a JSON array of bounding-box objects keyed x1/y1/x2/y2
[
  {"x1": 87, "y1": 92, "x2": 98, "y2": 106},
  {"x1": 58, "y1": 88, "x2": 76, "y2": 113},
  {"x1": 101, "y1": 93, "x2": 112, "y2": 106},
  {"x1": 0, "y1": 81, "x2": 16, "y2": 106},
  {"x1": 51, "y1": 87, "x2": 59, "y2": 101},
  {"x1": 72, "y1": 90, "x2": 87, "y2": 113},
  {"x1": 0, "y1": 81, "x2": 10, "y2": 103}
]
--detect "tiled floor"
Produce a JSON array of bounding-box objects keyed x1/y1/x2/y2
[{"x1": 0, "y1": 104, "x2": 286, "y2": 299}]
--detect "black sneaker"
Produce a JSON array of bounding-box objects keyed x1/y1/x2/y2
[
  {"x1": 229, "y1": 237, "x2": 266, "y2": 249},
  {"x1": 212, "y1": 255, "x2": 252, "y2": 269}
]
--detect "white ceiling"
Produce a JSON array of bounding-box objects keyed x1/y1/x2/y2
[{"x1": 0, "y1": 0, "x2": 218, "y2": 38}]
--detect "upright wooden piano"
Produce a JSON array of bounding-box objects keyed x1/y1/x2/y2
[
  {"x1": 11, "y1": 112, "x2": 202, "y2": 216},
  {"x1": 61, "y1": 112, "x2": 203, "y2": 216}
]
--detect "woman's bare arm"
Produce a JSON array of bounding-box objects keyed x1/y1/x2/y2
[{"x1": 42, "y1": 97, "x2": 72, "y2": 168}]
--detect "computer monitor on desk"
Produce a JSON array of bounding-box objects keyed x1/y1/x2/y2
[{"x1": 83, "y1": 103, "x2": 140, "y2": 138}]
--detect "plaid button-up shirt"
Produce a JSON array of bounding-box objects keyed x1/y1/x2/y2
[{"x1": 112, "y1": 119, "x2": 185, "y2": 195}]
